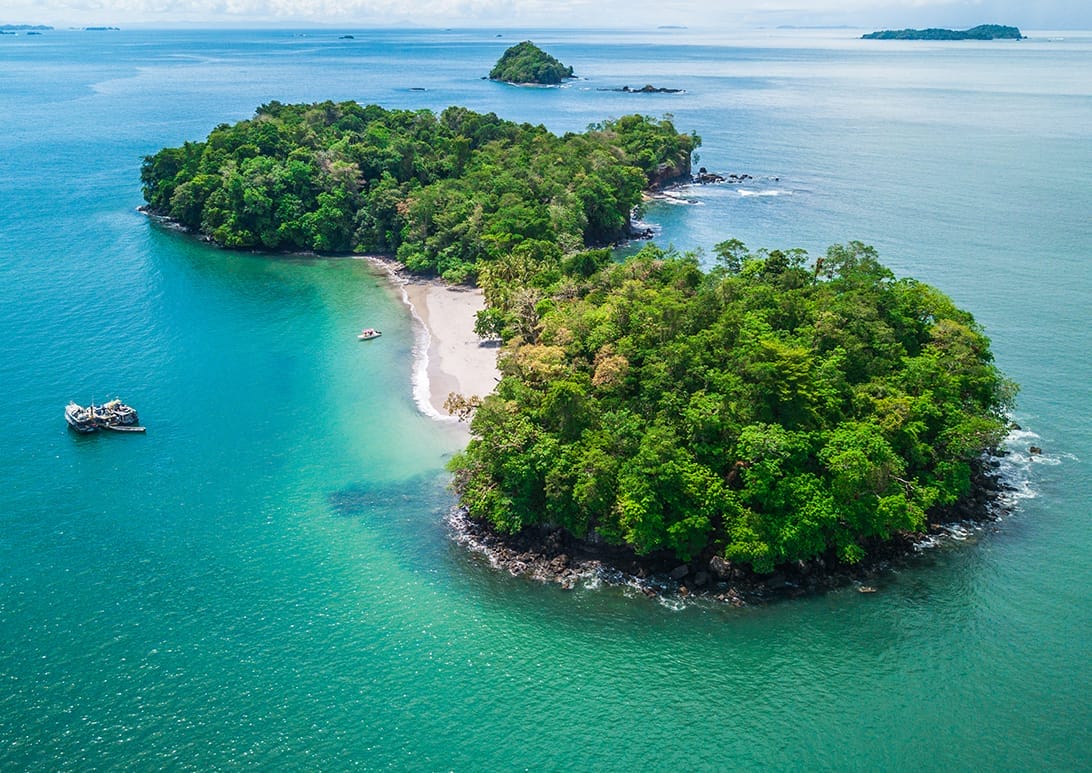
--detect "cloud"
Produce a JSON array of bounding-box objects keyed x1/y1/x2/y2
[{"x1": 8, "y1": 0, "x2": 1090, "y2": 28}]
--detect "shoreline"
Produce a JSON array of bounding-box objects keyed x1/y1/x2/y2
[
  {"x1": 365, "y1": 257, "x2": 500, "y2": 424},
  {"x1": 137, "y1": 207, "x2": 502, "y2": 425},
  {"x1": 447, "y1": 451, "x2": 1032, "y2": 607}
]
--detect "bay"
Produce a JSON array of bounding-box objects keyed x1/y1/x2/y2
[{"x1": 0, "y1": 28, "x2": 1088, "y2": 769}]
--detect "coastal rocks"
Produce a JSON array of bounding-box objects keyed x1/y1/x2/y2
[
  {"x1": 446, "y1": 455, "x2": 1015, "y2": 608},
  {"x1": 690, "y1": 168, "x2": 771, "y2": 185},
  {"x1": 648, "y1": 161, "x2": 691, "y2": 190},
  {"x1": 708, "y1": 555, "x2": 733, "y2": 579},
  {"x1": 597, "y1": 84, "x2": 685, "y2": 94}
]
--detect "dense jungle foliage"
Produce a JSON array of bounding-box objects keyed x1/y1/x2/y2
[
  {"x1": 141, "y1": 101, "x2": 696, "y2": 281},
  {"x1": 450, "y1": 241, "x2": 1015, "y2": 572},
  {"x1": 488, "y1": 40, "x2": 575, "y2": 84}
]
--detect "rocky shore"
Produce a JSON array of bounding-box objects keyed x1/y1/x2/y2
[
  {"x1": 597, "y1": 84, "x2": 685, "y2": 94},
  {"x1": 447, "y1": 454, "x2": 1015, "y2": 606}
]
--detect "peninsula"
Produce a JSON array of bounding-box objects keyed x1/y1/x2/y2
[
  {"x1": 488, "y1": 41, "x2": 575, "y2": 85},
  {"x1": 863, "y1": 24, "x2": 1023, "y2": 40},
  {"x1": 450, "y1": 239, "x2": 1016, "y2": 598},
  {"x1": 141, "y1": 101, "x2": 696, "y2": 281}
]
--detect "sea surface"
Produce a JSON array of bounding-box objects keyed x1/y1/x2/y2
[{"x1": 0, "y1": 27, "x2": 1089, "y2": 769}]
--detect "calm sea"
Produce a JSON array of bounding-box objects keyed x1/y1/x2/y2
[{"x1": 0, "y1": 27, "x2": 1088, "y2": 769}]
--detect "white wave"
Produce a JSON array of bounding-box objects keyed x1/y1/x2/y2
[
  {"x1": 580, "y1": 575, "x2": 602, "y2": 591},
  {"x1": 662, "y1": 197, "x2": 703, "y2": 206},
  {"x1": 1004, "y1": 427, "x2": 1042, "y2": 446},
  {"x1": 656, "y1": 595, "x2": 688, "y2": 612},
  {"x1": 405, "y1": 289, "x2": 454, "y2": 423},
  {"x1": 738, "y1": 189, "x2": 793, "y2": 197},
  {"x1": 362, "y1": 256, "x2": 456, "y2": 424},
  {"x1": 651, "y1": 190, "x2": 702, "y2": 206}
]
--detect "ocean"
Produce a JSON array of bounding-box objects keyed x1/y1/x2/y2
[{"x1": 0, "y1": 27, "x2": 1088, "y2": 769}]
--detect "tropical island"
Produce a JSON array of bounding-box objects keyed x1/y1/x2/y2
[
  {"x1": 863, "y1": 24, "x2": 1024, "y2": 40},
  {"x1": 141, "y1": 102, "x2": 1014, "y2": 601},
  {"x1": 448, "y1": 240, "x2": 1014, "y2": 595},
  {"x1": 140, "y1": 101, "x2": 695, "y2": 282},
  {"x1": 488, "y1": 41, "x2": 575, "y2": 85}
]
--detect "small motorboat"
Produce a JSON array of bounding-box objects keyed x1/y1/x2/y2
[{"x1": 357, "y1": 328, "x2": 382, "y2": 340}]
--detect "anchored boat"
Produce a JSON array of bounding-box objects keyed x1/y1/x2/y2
[
  {"x1": 357, "y1": 327, "x2": 382, "y2": 340},
  {"x1": 65, "y1": 398, "x2": 145, "y2": 433}
]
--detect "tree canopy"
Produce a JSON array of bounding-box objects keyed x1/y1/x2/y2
[
  {"x1": 141, "y1": 101, "x2": 697, "y2": 282},
  {"x1": 862, "y1": 25, "x2": 1023, "y2": 40},
  {"x1": 488, "y1": 41, "x2": 575, "y2": 85},
  {"x1": 450, "y1": 241, "x2": 1015, "y2": 573}
]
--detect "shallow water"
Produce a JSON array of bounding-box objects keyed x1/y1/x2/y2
[{"x1": 0, "y1": 28, "x2": 1088, "y2": 769}]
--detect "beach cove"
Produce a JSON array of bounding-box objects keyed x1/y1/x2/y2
[{"x1": 366, "y1": 257, "x2": 501, "y2": 422}]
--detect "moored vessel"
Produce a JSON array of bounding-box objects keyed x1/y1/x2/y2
[
  {"x1": 65, "y1": 398, "x2": 144, "y2": 433},
  {"x1": 357, "y1": 327, "x2": 382, "y2": 340}
]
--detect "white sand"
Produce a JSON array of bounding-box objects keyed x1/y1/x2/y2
[{"x1": 367, "y1": 258, "x2": 500, "y2": 421}]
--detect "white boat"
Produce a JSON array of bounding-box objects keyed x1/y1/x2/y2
[{"x1": 357, "y1": 328, "x2": 382, "y2": 340}]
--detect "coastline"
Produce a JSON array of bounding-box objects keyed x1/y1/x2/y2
[
  {"x1": 366, "y1": 257, "x2": 500, "y2": 424},
  {"x1": 446, "y1": 451, "x2": 1025, "y2": 607},
  {"x1": 136, "y1": 208, "x2": 502, "y2": 425}
]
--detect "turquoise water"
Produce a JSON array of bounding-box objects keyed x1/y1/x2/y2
[{"x1": 1, "y1": 28, "x2": 1089, "y2": 769}]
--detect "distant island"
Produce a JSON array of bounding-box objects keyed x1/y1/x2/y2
[
  {"x1": 863, "y1": 24, "x2": 1023, "y2": 40},
  {"x1": 0, "y1": 24, "x2": 53, "y2": 30},
  {"x1": 488, "y1": 41, "x2": 575, "y2": 85}
]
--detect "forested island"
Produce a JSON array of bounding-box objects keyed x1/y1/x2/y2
[
  {"x1": 488, "y1": 41, "x2": 575, "y2": 85},
  {"x1": 141, "y1": 101, "x2": 696, "y2": 281},
  {"x1": 450, "y1": 240, "x2": 1015, "y2": 587},
  {"x1": 863, "y1": 24, "x2": 1023, "y2": 40},
  {"x1": 142, "y1": 102, "x2": 1014, "y2": 599}
]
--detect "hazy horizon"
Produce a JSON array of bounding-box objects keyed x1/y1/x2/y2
[{"x1": 4, "y1": 0, "x2": 1090, "y2": 32}]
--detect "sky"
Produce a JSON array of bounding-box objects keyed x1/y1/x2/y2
[{"x1": 3, "y1": 0, "x2": 1089, "y2": 30}]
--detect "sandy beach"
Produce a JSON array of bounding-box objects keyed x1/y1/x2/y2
[{"x1": 367, "y1": 258, "x2": 500, "y2": 422}]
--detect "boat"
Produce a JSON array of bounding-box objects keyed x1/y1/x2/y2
[
  {"x1": 357, "y1": 328, "x2": 382, "y2": 340},
  {"x1": 104, "y1": 423, "x2": 146, "y2": 433},
  {"x1": 64, "y1": 402, "x2": 99, "y2": 433},
  {"x1": 65, "y1": 398, "x2": 144, "y2": 433}
]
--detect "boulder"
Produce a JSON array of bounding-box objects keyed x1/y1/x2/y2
[
  {"x1": 708, "y1": 555, "x2": 733, "y2": 579},
  {"x1": 669, "y1": 564, "x2": 690, "y2": 580}
]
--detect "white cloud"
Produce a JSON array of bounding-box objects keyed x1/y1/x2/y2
[{"x1": 5, "y1": 0, "x2": 1088, "y2": 29}]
